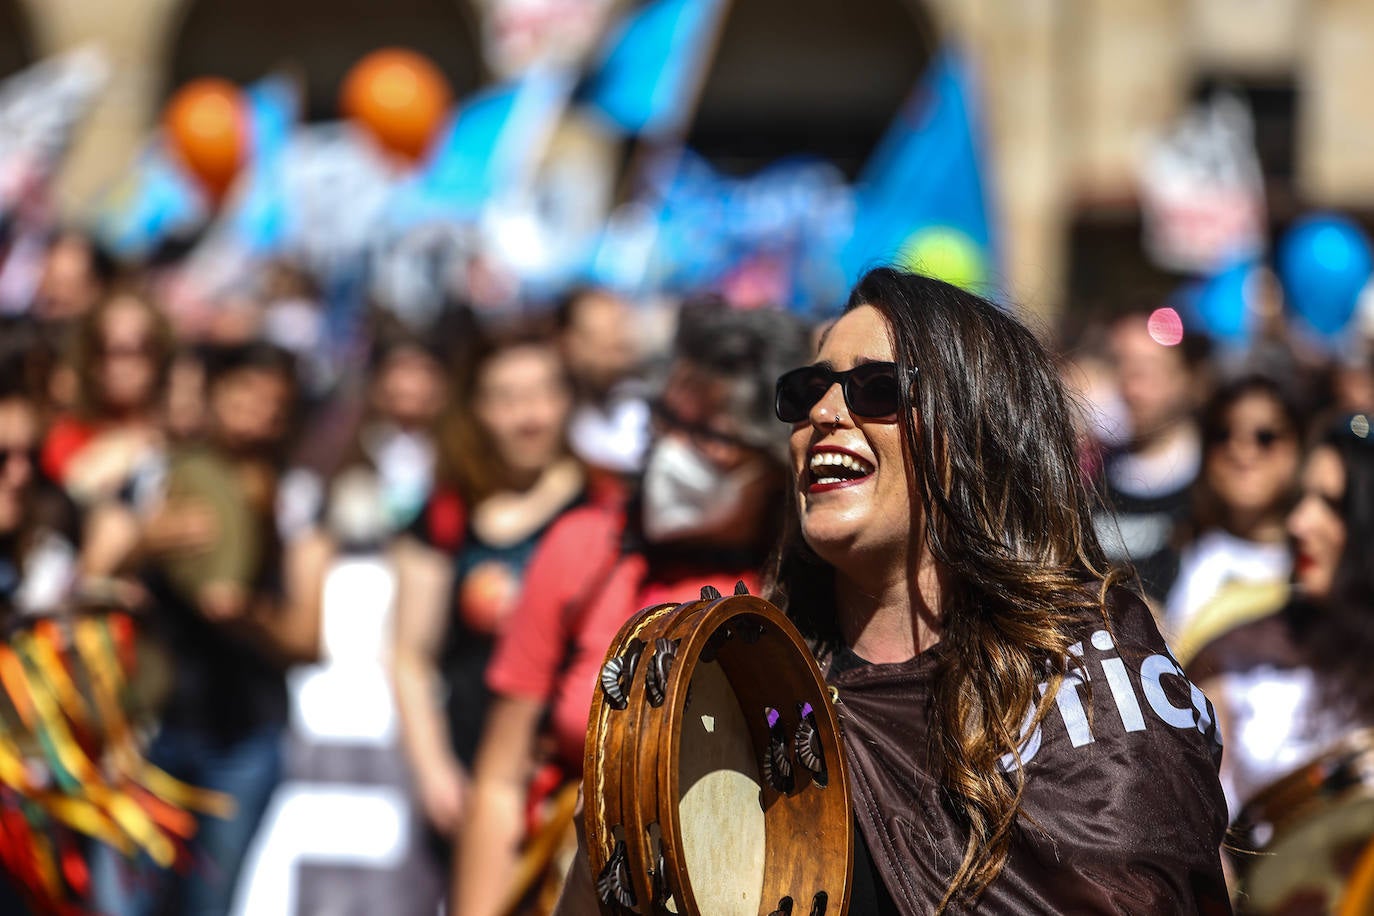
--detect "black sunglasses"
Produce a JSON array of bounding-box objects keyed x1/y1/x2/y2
[
  {"x1": 0, "y1": 447, "x2": 37, "y2": 469},
  {"x1": 1208, "y1": 426, "x2": 1290, "y2": 451},
  {"x1": 774, "y1": 362, "x2": 915, "y2": 424}
]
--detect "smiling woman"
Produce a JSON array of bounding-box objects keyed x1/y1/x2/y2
[
  {"x1": 551, "y1": 270, "x2": 1232, "y2": 916},
  {"x1": 760, "y1": 267, "x2": 1232, "y2": 914}
]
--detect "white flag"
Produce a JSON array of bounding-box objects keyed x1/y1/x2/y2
[
  {"x1": 0, "y1": 47, "x2": 109, "y2": 211},
  {"x1": 1138, "y1": 92, "x2": 1267, "y2": 274}
]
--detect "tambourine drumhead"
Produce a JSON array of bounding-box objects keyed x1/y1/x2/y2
[
  {"x1": 1237, "y1": 728, "x2": 1374, "y2": 913},
  {"x1": 584, "y1": 588, "x2": 852, "y2": 916},
  {"x1": 674, "y1": 658, "x2": 766, "y2": 913}
]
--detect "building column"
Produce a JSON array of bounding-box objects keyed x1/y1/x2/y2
[
  {"x1": 927, "y1": 0, "x2": 1068, "y2": 324},
  {"x1": 22, "y1": 0, "x2": 185, "y2": 217},
  {"x1": 1303, "y1": 0, "x2": 1374, "y2": 206}
]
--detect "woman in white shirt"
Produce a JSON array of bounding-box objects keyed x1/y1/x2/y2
[
  {"x1": 1165, "y1": 375, "x2": 1301, "y2": 638},
  {"x1": 1190, "y1": 413, "x2": 1374, "y2": 816}
]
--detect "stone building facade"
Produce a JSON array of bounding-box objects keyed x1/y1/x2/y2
[{"x1": 6, "y1": 0, "x2": 1374, "y2": 319}]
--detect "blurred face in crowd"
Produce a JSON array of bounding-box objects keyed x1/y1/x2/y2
[
  {"x1": 210, "y1": 367, "x2": 294, "y2": 454},
  {"x1": 375, "y1": 347, "x2": 446, "y2": 431},
  {"x1": 1110, "y1": 315, "x2": 1194, "y2": 442},
  {"x1": 651, "y1": 361, "x2": 757, "y2": 474},
  {"x1": 1206, "y1": 392, "x2": 1299, "y2": 523},
  {"x1": 787, "y1": 305, "x2": 912, "y2": 572},
  {"x1": 164, "y1": 352, "x2": 206, "y2": 440},
  {"x1": 561, "y1": 291, "x2": 639, "y2": 398},
  {"x1": 1287, "y1": 445, "x2": 1346, "y2": 599},
  {"x1": 36, "y1": 235, "x2": 101, "y2": 322},
  {"x1": 473, "y1": 343, "x2": 571, "y2": 480},
  {"x1": 96, "y1": 296, "x2": 160, "y2": 414},
  {"x1": 0, "y1": 398, "x2": 37, "y2": 536},
  {"x1": 1333, "y1": 362, "x2": 1374, "y2": 414},
  {"x1": 643, "y1": 358, "x2": 778, "y2": 546}
]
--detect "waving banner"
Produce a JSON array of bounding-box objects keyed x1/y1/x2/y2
[
  {"x1": 0, "y1": 47, "x2": 109, "y2": 213},
  {"x1": 844, "y1": 47, "x2": 997, "y2": 293}
]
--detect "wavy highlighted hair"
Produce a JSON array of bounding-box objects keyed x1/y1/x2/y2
[{"x1": 767, "y1": 267, "x2": 1125, "y2": 911}]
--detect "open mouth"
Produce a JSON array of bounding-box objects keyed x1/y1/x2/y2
[{"x1": 807, "y1": 449, "x2": 875, "y2": 492}]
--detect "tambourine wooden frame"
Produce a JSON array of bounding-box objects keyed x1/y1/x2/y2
[
  {"x1": 1235, "y1": 727, "x2": 1374, "y2": 912},
  {"x1": 1238, "y1": 727, "x2": 1374, "y2": 840},
  {"x1": 583, "y1": 590, "x2": 852, "y2": 916}
]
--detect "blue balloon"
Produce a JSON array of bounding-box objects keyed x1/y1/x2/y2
[
  {"x1": 1195, "y1": 259, "x2": 1255, "y2": 345},
  {"x1": 1278, "y1": 214, "x2": 1374, "y2": 337}
]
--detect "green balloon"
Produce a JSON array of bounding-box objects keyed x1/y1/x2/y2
[{"x1": 899, "y1": 227, "x2": 986, "y2": 291}]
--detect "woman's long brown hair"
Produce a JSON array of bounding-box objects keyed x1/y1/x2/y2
[{"x1": 767, "y1": 268, "x2": 1126, "y2": 911}]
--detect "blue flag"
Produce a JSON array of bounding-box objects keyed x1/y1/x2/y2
[
  {"x1": 843, "y1": 48, "x2": 996, "y2": 291},
  {"x1": 386, "y1": 71, "x2": 570, "y2": 228},
  {"x1": 580, "y1": 0, "x2": 726, "y2": 137},
  {"x1": 229, "y1": 74, "x2": 300, "y2": 253},
  {"x1": 93, "y1": 143, "x2": 204, "y2": 259},
  {"x1": 96, "y1": 74, "x2": 299, "y2": 259}
]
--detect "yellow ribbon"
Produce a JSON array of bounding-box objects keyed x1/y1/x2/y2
[{"x1": 25, "y1": 624, "x2": 93, "y2": 734}]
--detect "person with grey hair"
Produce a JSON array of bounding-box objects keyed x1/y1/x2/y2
[{"x1": 451, "y1": 297, "x2": 811, "y2": 915}]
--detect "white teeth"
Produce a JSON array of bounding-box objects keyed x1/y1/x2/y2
[{"x1": 808, "y1": 452, "x2": 874, "y2": 476}]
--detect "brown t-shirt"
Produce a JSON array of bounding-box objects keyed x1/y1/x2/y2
[{"x1": 827, "y1": 588, "x2": 1232, "y2": 914}]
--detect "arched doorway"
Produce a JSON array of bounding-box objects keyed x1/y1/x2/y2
[
  {"x1": 166, "y1": 0, "x2": 485, "y2": 119},
  {"x1": 687, "y1": 0, "x2": 938, "y2": 177}
]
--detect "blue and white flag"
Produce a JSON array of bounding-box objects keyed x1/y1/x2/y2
[
  {"x1": 579, "y1": 0, "x2": 727, "y2": 138},
  {"x1": 228, "y1": 74, "x2": 301, "y2": 253},
  {"x1": 93, "y1": 143, "x2": 205, "y2": 259},
  {"x1": 843, "y1": 47, "x2": 997, "y2": 292},
  {"x1": 97, "y1": 72, "x2": 298, "y2": 260}
]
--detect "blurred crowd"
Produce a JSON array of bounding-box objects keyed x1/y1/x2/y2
[{"x1": 2, "y1": 210, "x2": 1374, "y2": 915}]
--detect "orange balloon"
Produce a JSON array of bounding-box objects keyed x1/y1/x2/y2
[
  {"x1": 164, "y1": 78, "x2": 248, "y2": 203},
  {"x1": 341, "y1": 49, "x2": 452, "y2": 164}
]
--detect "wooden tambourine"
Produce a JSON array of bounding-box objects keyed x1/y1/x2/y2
[
  {"x1": 1234, "y1": 728, "x2": 1374, "y2": 913},
  {"x1": 583, "y1": 584, "x2": 852, "y2": 916}
]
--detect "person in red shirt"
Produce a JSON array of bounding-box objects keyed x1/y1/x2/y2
[
  {"x1": 453, "y1": 299, "x2": 811, "y2": 914},
  {"x1": 42, "y1": 289, "x2": 174, "y2": 507}
]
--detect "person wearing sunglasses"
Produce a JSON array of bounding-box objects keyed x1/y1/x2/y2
[
  {"x1": 769, "y1": 268, "x2": 1230, "y2": 913},
  {"x1": 553, "y1": 268, "x2": 1229, "y2": 915},
  {"x1": 1187, "y1": 415, "x2": 1374, "y2": 885},
  {"x1": 1164, "y1": 375, "x2": 1301, "y2": 653},
  {"x1": 452, "y1": 299, "x2": 810, "y2": 915}
]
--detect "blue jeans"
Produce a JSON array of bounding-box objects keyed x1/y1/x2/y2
[{"x1": 89, "y1": 724, "x2": 284, "y2": 916}]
